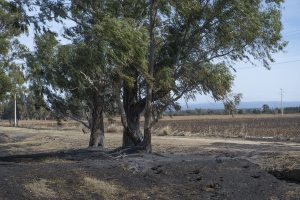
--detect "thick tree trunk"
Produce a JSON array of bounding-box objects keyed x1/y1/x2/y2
[
  {"x1": 121, "y1": 80, "x2": 144, "y2": 148},
  {"x1": 122, "y1": 112, "x2": 142, "y2": 148},
  {"x1": 89, "y1": 108, "x2": 104, "y2": 147}
]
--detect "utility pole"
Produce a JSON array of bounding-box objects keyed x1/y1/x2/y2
[
  {"x1": 280, "y1": 88, "x2": 283, "y2": 116},
  {"x1": 14, "y1": 93, "x2": 17, "y2": 127}
]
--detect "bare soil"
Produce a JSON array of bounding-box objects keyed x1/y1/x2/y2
[{"x1": 0, "y1": 124, "x2": 299, "y2": 200}]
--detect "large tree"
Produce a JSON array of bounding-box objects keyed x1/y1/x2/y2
[
  {"x1": 29, "y1": 0, "x2": 286, "y2": 152},
  {"x1": 119, "y1": 0, "x2": 286, "y2": 151},
  {"x1": 27, "y1": 2, "x2": 149, "y2": 147},
  {"x1": 27, "y1": 32, "x2": 112, "y2": 147}
]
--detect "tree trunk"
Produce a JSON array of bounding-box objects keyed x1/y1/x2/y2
[
  {"x1": 121, "y1": 78, "x2": 145, "y2": 148},
  {"x1": 143, "y1": 127, "x2": 152, "y2": 152},
  {"x1": 122, "y1": 111, "x2": 142, "y2": 148},
  {"x1": 98, "y1": 113, "x2": 105, "y2": 147},
  {"x1": 143, "y1": 0, "x2": 156, "y2": 153},
  {"x1": 89, "y1": 107, "x2": 104, "y2": 147}
]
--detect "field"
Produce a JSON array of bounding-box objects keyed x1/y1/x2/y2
[
  {"x1": 154, "y1": 114, "x2": 300, "y2": 140},
  {"x1": 0, "y1": 114, "x2": 299, "y2": 199}
]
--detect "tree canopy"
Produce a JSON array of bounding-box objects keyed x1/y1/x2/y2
[{"x1": 0, "y1": 0, "x2": 27, "y2": 100}]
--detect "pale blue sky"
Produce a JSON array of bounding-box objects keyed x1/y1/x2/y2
[{"x1": 196, "y1": 0, "x2": 300, "y2": 103}]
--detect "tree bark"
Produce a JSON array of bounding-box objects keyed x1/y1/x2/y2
[
  {"x1": 122, "y1": 114, "x2": 141, "y2": 148},
  {"x1": 143, "y1": 0, "x2": 156, "y2": 153},
  {"x1": 89, "y1": 107, "x2": 104, "y2": 147},
  {"x1": 121, "y1": 83, "x2": 143, "y2": 148},
  {"x1": 98, "y1": 113, "x2": 105, "y2": 147}
]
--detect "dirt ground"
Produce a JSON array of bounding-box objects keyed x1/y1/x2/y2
[{"x1": 0, "y1": 126, "x2": 299, "y2": 200}]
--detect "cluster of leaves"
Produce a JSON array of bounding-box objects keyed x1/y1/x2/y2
[
  {"x1": 148, "y1": 0, "x2": 286, "y2": 120},
  {"x1": 27, "y1": 9, "x2": 150, "y2": 128},
  {"x1": 0, "y1": 0, "x2": 27, "y2": 100}
]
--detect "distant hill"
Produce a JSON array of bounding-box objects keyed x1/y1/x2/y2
[{"x1": 181, "y1": 101, "x2": 300, "y2": 110}]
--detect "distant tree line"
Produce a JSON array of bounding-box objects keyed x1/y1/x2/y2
[
  {"x1": 0, "y1": 91, "x2": 52, "y2": 122},
  {"x1": 165, "y1": 105, "x2": 300, "y2": 116}
]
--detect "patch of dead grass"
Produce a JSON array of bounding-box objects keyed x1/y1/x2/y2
[
  {"x1": 285, "y1": 190, "x2": 300, "y2": 199},
  {"x1": 83, "y1": 177, "x2": 125, "y2": 199},
  {"x1": 156, "y1": 126, "x2": 173, "y2": 136},
  {"x1": 41, "y1": 158, "x2": 74, "y2": 164},
  {"x1": 106, "y1": 124, "x2": 123, "y2": 133},
  {"x1": 24, "y1": 179, "x2": 57, "y2": 198},
  {"x1": 82, "y1": 176, "x2": 151, "y2": 199}
]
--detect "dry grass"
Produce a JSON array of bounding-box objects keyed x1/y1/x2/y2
[
  {"x1": 24, "y1": 179, "x2": 56, "y2": 199},
  {"x1": 156, "y1": 126, "x2": 173, "y2": 136},
  {"x1": 106, "y1": 124, "x2": 123, "y2": 133},
  {"x1": 0, "y1": 126, "x2": 91, "y2": 156},
  {"x1": 82, "y1": 177, "x2": 150, "y2": 199},
  {"x1": 41, "y1": 158, "x2": 74, "y2": 164},
  {"x1": 1, "y1": 121, "x2": 299, "y2": 175},
  {"x1": 0, "y1": 120, "x2": 82, "y2": 130},
  {"x1": 83, "y1": 177, "x2": 124, "y2": 200},
  {"x1": 160, "y1": 113, "x2": 300, "y2": 121},
  {"x1": 0, "y1": 126, "x2": 122, "y2": 157},
  {"x1": 154, "y1": 115, "x2": 300, "y2": 139},
  {"x1": 285, "y1": 190, "x2": 299, "y2": 199}
]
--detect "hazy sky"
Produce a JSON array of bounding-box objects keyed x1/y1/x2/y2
[
  {"x1": 196, "y1": 0, "x2": 300, "y2": 104},
  {"x1": 20, "y1": 1, "x2": 300, "y2": 104}
]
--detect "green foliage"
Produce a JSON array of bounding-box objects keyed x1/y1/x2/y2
[
  {"x1": 0, "y1": 0, "x2": 27, "y2": 100},
  {"x1": 35, "y1": 0, "x2": 285, "y2": 111},
  {"x1": 0, "y1": 0, "x2": 27, "y2": 55},
  {"x1": 27, "y1": 1, "x2": 149, "y2": 126},
  {"x1": 262, "y1": 104, "x2": 271, "y2": 113},
  {"x1": 23, "y1": 0, "x2": 286, "y2": 148},
  {"x1": 27, "y1": 33, "x2": 96, "y2": 120},
  {"x1": 0, "y1": 91, "x2": 51, "y2": 120},
  {"x1": 0, "y1": 69, "x2": 11, "y2": 100},
  {"x1": 92, "y1": 16, "x2": 150, "y2": 87},
  {"x1": 148, "y1": 0, "x2": 286, "y2": 118},
  {"x1": 223, "y1": 93, "x2": 243, "y2": 116}
]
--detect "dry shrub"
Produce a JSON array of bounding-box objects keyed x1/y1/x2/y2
[
  {"x1": 24, "y1": 179, "x2": 56, "y2": 199},
  {"x1": 106, "y1": 124, "x2": 122, "y2": 133},
  {"x1": 156, "y1": 126, "x2": 173, "y2": 136},
  {"x1": 107, "y1": 117, "x2": 116, "y2": 124}
]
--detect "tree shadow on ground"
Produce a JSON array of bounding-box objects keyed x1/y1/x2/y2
[
  {"x1": 0, "y1": 148, "x2": 112, "y2": 163},
  {"x1": 0, "y1": 146, "x2": 148, "y2": 163}
]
